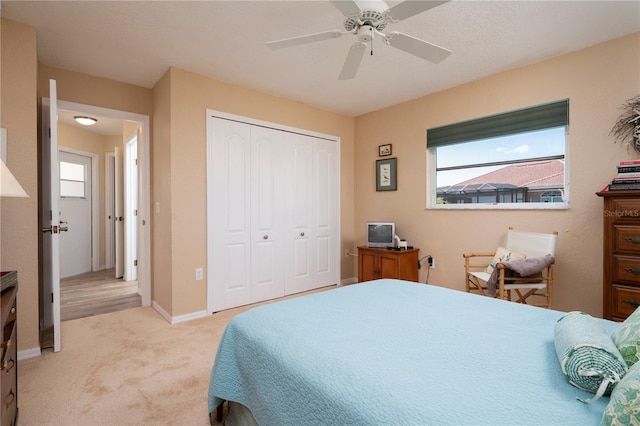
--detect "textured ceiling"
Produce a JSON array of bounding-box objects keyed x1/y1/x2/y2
[{"x1": 2, "y1": 1, "x2": 639, "y2": 117}]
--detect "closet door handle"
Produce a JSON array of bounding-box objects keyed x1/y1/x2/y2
[
  {"x1": 300, "y1": 232, "x2": 305, "y2": 237},
  {"x1": 263, "y1": 235, "x2": 268, "y2": 240}
]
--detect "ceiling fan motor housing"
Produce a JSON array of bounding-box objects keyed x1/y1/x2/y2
[{"x1": 344, "y1": 9, "x2": 388, "y2": 32}]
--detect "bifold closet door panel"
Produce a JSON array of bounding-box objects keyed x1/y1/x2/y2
[
  {"x1": 312, "y1": 137, "x2": 339, "y2": 288},
  {"x1": 250, "y1": 126, "x2": 286, "y2": 303},
  {"x1": 284, "y1": 132, "x2": 314, "y2": 295},
  {"x1": 209, "y1": 118, "x2": 252, "y2": 312}
]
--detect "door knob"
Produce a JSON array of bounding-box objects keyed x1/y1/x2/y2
[
  {"x1": 42, "y1": 225, "x2": 59, "y2": 234},
  {"x1": 59, "y1": 226, "x2": 69, "y2": 232}
]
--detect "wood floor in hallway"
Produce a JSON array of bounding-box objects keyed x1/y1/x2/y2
[{"x1": 61, "y1": 268, "x2": 141, "y2": 322}]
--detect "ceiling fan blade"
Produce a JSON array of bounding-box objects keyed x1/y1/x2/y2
[
  {"x1": 267, "y1": 30, "x2": 346, "y2": 50},
  {"x1": 338, "y1": 42, "x2": 367, "y2": 80},
  {"x1": 387, "y1": 0, "x2": 449, "y2": 22},
  {"x1": 331, "y1": 0, "x2": 362, "y2": 17},
  {"x1": 386, "y1": 31, "x2": 451, "y2": 63}
]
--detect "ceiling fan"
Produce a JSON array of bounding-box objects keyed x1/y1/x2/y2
[{"x1": 266, "y1": 0, "x2": 452, "y2": 80}]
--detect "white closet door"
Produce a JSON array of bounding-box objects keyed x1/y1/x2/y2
[
  {"x1": 207, "y1": 111, "x2": 340, "y2": 313},
  {"x1": 284, "y1": 133, "x2": 314, "y2": 294},
  {"x1": 312, "y1": 137, "x2": 339, "y2": 288},
  {"x1": 250, "y1": 126, "x2": 286, "y2": 302},
  {"x1": 210, "y1": 118, "x2": 252, "y2": 312}
]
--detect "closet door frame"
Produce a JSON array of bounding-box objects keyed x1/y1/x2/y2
[{"x1": 206, "y1": 110, "x2": 341, "y2": 314}]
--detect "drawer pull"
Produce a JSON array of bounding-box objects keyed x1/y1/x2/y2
[
  {"x1": 0, "y1": 359, "x2": 14, "y2": 372},
  {"x1": 624, "y1": 299, "x2": 640, "y2": 308},
  {"x1": 624, "y1": 267, "x2": 640, "y2": 276},
  {"x1": 625, "y1": 236, "x2": 640, "y2": 244},
  {"x1": 9, "y1": 307, "x2": 15, "y2": 314},
  {"x1": 0, "y1": 339, "x2": 10, "y2": 349}
]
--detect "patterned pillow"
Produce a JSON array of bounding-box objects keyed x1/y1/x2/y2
[
  {"x1": 612, "y1": 306, "x2": 640, "y2": 368},
  {"x1": 485, "y1": 246, "x2": 526, "y2": 274},
  {"x1": 554, "y1": 311, "x2": 627, "y2": 400},
  {"x1": 601, "y1": 360, "x2": 640, "y2": 425}
]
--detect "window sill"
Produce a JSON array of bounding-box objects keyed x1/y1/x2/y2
[{"x1": 427, "y1": 202, "x2": 569, "y2": 210}]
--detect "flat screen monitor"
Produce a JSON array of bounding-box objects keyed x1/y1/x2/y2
[{"x1": 366, "y1": 222, "x2": 396, "y2": 248}]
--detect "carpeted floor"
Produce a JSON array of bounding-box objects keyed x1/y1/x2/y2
[{"x1": 18, "y1": 286, "x2": 335, "y2": 425}]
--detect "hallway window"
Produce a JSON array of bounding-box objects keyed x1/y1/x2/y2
[{"x1": 60, "y1": 160, "x2": 86, "y2": 198}]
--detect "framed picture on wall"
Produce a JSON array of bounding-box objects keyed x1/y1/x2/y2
[
  {"x1": 378, "y1": 143, "x2": 392, "y2": 156},
  {"x1": 376, "y1": 158, "x2": 397, "y2": 191}
]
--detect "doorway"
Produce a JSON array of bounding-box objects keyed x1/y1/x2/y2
[
  {"x1": 58, "y1": 109, "x2": 141, "y2": 321},
  {"x1": 40, "y1": 95, "x2": 151, "y2": 351}
]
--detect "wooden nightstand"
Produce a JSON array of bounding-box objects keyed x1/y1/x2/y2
[{"x1": 357, "y1": 246, "x2": 419, "y2": 283}]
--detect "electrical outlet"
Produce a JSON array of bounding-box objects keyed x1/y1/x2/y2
[
  {"x1": 428, "y1": 256, "x2": 435, "y2": 269},
  {"x1": 195, "y1": 268, "x2": 204, "y2": 280}
]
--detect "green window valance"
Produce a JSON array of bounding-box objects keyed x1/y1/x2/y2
[{"x1": 426, "y1": 99, "x2": 569, "y2": 149}]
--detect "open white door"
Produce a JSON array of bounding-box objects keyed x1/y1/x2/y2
[
  {"x1": 114, "y1": 146, "x2": 124, "y2": 278},
  {"x1": 124, "y1": 136, "x2": 138, "y2": 281},
  {"x1": 105, "y1": 153, "x2": 116, "y2": 269},
  {"x1": 41, "y1": 79, "x2": 61, "y2": 352}
]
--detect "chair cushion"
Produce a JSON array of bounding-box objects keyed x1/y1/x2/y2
[
  {"x1": 485, "y1": 246, "x2": 525, "y2": 274},
  {"x1": 612, "y1": 306, "x2": 640, "y2": 368},
  {"x1": 554, "y1": 311, "x2": 627, "y2": 400},
  {"x1": 601, "y1": 360, "x2": 640, "y2": 425}
]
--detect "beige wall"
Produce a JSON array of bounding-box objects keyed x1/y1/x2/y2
[
  {"x1": 151, "y1": 70, "x2": 172, "y2": 312},
  {"x1": 354, "y1": 32, "x2": 640, "y2": 316},
  {"x1": 0, "y1": 19, "x2": 39, "y2": 351},
  {"x1": 153, "y1": 67, "x2": 355, "y2": 316},
  {"x1": 38, "y1": 65, "x2": 153, "y2": 117}
]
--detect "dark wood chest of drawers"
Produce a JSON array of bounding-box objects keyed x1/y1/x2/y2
[
  {"x1": 598, "y1": 191, "x2": 640, "y2": 321},
  {"x1": 1, "y1": 282, "x2": 17, "y2": 426}
]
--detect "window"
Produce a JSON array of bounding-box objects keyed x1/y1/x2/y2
[
  {"x1": 426, "y1": 100, "x2": 569, "y2": 209},
  {"x1": 60, "y1": 160, "x2": 86, "y2": 198}
]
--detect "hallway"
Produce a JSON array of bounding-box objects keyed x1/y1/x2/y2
[{"x1": 60, "y1": 268, "x2": 141, "y2": 321}]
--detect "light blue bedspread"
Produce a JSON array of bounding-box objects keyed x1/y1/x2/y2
[{"x1": 208, "y1": 279, "x2": 619, "y2": 425}]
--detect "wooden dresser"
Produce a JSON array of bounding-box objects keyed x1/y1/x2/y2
[
  {"x1": 598, "y1": 190, "x2": 640, "y2": 321},
  {"x1": 1, "y1": 281, "x2": 17, "y2": 426},
  {"x1": 357, "y1": 246, "x2": 419, "y2": 283}
]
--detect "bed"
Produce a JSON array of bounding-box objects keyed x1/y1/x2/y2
[{"x1": 208, "y1": 279, "x2": 619, "y2": 425}]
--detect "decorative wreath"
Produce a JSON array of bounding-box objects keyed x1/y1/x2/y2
[{"x1": 611, "y1": 95, "x2": 640, "y2": 154}]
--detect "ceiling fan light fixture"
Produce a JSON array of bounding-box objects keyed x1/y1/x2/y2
[{"x1": 74, "y1": 116, "x2": 98, "y2": 126}]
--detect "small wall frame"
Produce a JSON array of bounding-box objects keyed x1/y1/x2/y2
[
  {"x1": 376, "y1": 157, "x2": 397, "y2": 191},
  {"x1": 378, "y1": 143, "x2": 392, "y2": 156}
]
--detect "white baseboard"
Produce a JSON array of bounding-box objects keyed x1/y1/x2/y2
[
  {"x1": 171, "y1": 310, "x2": 207, "y2": 324},
  {"x1": 18, "y1": 347, "x2": 42, "y2": 361},
  {"x1": 152, "y1": 301, "x2": 172, "y2": 323},
  {"x1": 152, "y1": 301, "x2": 207, "y2": 325}
]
